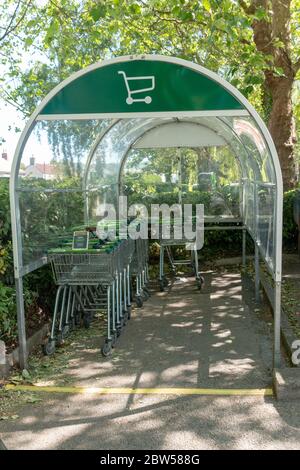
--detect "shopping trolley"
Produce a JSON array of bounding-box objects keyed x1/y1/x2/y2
[
  {"x1": 118, "y1": 70, "x2": 155, "y2": 105},
  {"x1": 44, "y1": 219, "x2": 151, "y2": 357},
  {"x1": 130, "y1": 237, "x2": 150, "y2": 307},
  {"x1": 45, "y1": 238, "x2": 120, "y2": 357},
  {"x1": 154, "y1": 218, "x2": 204, "y2": 291},
  {"x1": 112, "y1": 237, "x2": 135, "y2": 339}
]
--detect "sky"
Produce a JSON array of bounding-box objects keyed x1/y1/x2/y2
[
  {"x1": 0, "y1": 27, "x2": 52, "y2": 169},
  {"x1": 0, "y1": 2, "x2": 49, "y2": 168},
  {"x1": 0, "y1": 97, "x2": 57, "y2": 168},
  {"x1": 0, "y1": 100, "x2": 25, "y2": 168}
]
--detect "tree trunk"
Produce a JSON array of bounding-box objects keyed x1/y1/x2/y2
[
  {"x1": 268, "y1": 77, "x2": 297, "y2": 189},
  {"x1": 243, "y1": 0, "x2": 297, "y2": 190}
]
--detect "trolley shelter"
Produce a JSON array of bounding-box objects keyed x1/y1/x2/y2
[{"x1": 10, "y1": 55, "x2": 283, "y2": 369}]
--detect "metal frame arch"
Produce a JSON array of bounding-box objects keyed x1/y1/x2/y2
[{"x1": 9, "y1": 54, "x2": 283, "y2": 370}]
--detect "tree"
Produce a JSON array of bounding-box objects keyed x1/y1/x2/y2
[
  {"x1": 112, "y1": 0, "x2": 300, "y2": 189},
  {"x1": 0, "y1": 0, "x2": 32, "y2": 45},
  {"x1": 239, "y1": 0, "x2": 300, "y2": 188},
  {"x1": 0, "y1": 0, "x2": 299, "y2": 188}
]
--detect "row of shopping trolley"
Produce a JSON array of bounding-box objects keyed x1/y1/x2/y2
[{"x1": 43, "y1": 232, "x2": 150, "y2": 357}]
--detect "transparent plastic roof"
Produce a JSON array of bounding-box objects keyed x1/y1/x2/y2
[
  {"x1": 82, "y1": 115, "x2": 277, "y2": 189},
  {"x1": 18, "y1": 115, "x2": 276, "y2": 190}
]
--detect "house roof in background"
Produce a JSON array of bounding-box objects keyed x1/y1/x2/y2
[{"x1": 33, "y1": 163, "x2": 57, "y2": 175}]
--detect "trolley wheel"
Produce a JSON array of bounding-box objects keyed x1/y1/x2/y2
[
  {"x1": 101, "y1": 341, "x2": 112, "y2": 357},
  {"x1": 69, "y1": 317, "x2": 74, "y2": 331},
  {"x1": 159, "y1": 280, "x2": 165, "y2": 292},
  {"x1": 75, "y1": 311, "x2": 81, "y2": 326},
  {"x1": 56, "y1": 332, "x2": 64, "y2": 346},
  {"x1": 142, "y1": 290, "x2": 149, "y2": 300},
  {"x1": 83, "y1": 315, "x2": 91, "y2": 329},
  {"x1": 124, "y1": 309, "x2": 129, "y2": 322},
  {"x1": 127, "y1": 306, "x2": 131, "y2": 320},
  {"x1": 144, "y1": 286, "x2": 151, "y2": 295},
  {"x1": 62, "y1": 324, "x2": 70, "y2": 338},
  {"x1": 116, "y1": 326, "x2": 122, "y2": 337},
  {"x1": 42, "y1": 339, "x2": 56, "y2": 356},
  {"x1": 111, "y1": 332, "x2": 117, "y2": 348},
  {"x1": 136, "y1": 296, "x2": 143, "y2": 308},
  {"x1": 197, "y1": 276, "x2": 205, "y2": 290}
]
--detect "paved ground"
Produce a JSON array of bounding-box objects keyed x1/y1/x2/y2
[{"x1": 1, "y1": 270, "x2": 300, "y2": 450}]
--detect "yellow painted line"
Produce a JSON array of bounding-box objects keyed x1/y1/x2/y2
[{"x1": 3, "y1": 384, "x2": 273, "y2": 397}]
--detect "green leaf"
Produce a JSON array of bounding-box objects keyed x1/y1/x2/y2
[
  {"x1": 25, "y1": 37, "x2": 34, "y2": 48},
  {"x1": 45, "y1": 18, "x2": 60, "y2": 45},
  {"x1": 22, "y1": 369, "x2": 31, "y2": 380},
  {"x1": 253, "y1": 7, "x2": 268, "y2": 21},
  {"x1": 25, "y1": 395, "x2": 42, "y2": 403},
  {"x1": 129, "y1": 3, "x2": 141, "y2": 15},
  {"x1": 246, "y1": 75, "x2": 263, "y2": 85},
  {"x1": 203, "y1": 0, "x2": 211, "y2": 12},
  {"x1": 172, "y1": 5, "x2": 181, "y2": 16},
  {"x1": 273, "y1": 67, "x2": 286, "y2": 78},
  {"x1": 10, "y1": 415, "x2": 19, "y2": 420},
  {"x1": 90, "y1": 4, "x2": 106, "y2": 22}
]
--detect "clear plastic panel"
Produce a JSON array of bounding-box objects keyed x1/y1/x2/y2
[
  {"x1": 17, "y1": 119, "x2": 112, "y2": 267},
  {"x1": 244, "y1": 180, "x2": 276, "y2": 273},
  {"x1": 122, "y1": 147, "x2": 182, "y2": 207},
  {"x1": 179, "y1": 117, "x2": 249, "y2": 180},
  {"x1": 123, "y1": 145, "x2": 242, "y2": 218},
  {"x1": 244, "y1": 180, "x2": 255, "y2": 235},
  {"x1": 229, "y1": 116, "x2": 276, "y2": 183},
  {"x1": 86, "y1": 185, "x2": 119, "y2": 225},
  {"x1": 257, "y1": 183, "x2": 276, "y2": 271},
  {"x1": 19, "y1": 190, "x2": 84, "y2": 266},
  {"x1": 86, "y1": 118, "x2": 169, "y2": 189},
  {"x1": 18, "y1": 119, "x2": 110, "y2": 189}
]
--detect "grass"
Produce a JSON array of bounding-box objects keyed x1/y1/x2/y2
[{"x1": 0, "y1": 312, "x2": 107, "y2": 420}]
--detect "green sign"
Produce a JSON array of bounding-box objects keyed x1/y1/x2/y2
[{"x1": 41, "y1": 60, "x2": 244, "y2": 116}]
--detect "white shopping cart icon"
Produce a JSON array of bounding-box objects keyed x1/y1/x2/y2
[{"x1": 118, "y1": 70, "x2": 155, "y2": 105}]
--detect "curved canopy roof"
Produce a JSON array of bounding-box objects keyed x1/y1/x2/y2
[
  {"x1": 10, "y1": 55, "x2": 283, "y2": 282},
  {"x1": 38, "y1": 58, "x2": 245, "y2": 118},
  {"x1": 8, "y1": 54, "x2": 286, "y2": 373}
]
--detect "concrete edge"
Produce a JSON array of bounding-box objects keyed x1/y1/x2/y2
[
  {"x1": 273, "y1": 368, "x2": 300, "y2": 400},
  {"x1": 259, "y1": 268, "x2": 299, "y2": 367},
  {"x1": 0, "y1": 323, "x2": 49, "y2": 378}
]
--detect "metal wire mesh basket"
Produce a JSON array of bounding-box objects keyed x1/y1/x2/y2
[{"x1": 49, "y1": 251, "x2": 117, "y2": 285}]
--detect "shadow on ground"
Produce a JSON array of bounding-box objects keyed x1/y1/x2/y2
[{"x1": 1, "y1": 269, "x2": 299, "y2": 449}]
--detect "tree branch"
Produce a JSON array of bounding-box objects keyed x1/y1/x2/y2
[
  {"x1": 0, "y1": 0, "x2": 22, "y2": 40},
  {"x1": 0, "y1": 0, "x2": 32, "y2": 43},
  {"x1": 0, "y1": 87, "x2": 29, "y2": 116}
]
